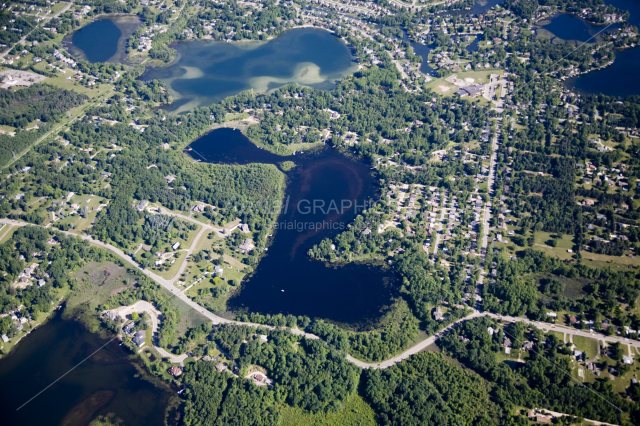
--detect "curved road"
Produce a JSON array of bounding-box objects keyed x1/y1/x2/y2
[{"x1": 2, "y1": 218, "x2": 639, "y2": 369}]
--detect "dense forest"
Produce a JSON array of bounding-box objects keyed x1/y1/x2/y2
[
  {"x1": 364, "y1": 351, "x2": 500, "y2": 425},
  {"x1": 0, "y1": 84, "x2": 88, "y2": 129},
  {"x1": 440, "y1": 316, "x2": 639, "y2": 424}
]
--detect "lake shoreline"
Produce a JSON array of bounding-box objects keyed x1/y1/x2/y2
[{"x1": 187, "y1": 128, "x2": 396, "y2": 330}]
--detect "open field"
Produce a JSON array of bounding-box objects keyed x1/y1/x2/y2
[
  {"x1": 69, "y1": 261, "x2": 140, "y2": 310},
  {"x1": 572, "y1": 336, "x2": 599, "y2": 360},
  {"x1": 424, "y1": 69, "x2": 504, "y2": 98}
]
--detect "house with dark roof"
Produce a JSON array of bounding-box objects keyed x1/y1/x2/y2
[{"x1": 456, "y1": 85, "x2": 483, "y2": 97}]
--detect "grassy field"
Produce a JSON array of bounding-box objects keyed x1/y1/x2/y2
[
  {"x1": 68, "y1": 261, "x2": 140, "y2": 310},
  {"x1": 572, "y1": 336, "x2": 599, "y2": 360},
  {"x1": 533, "y1": 229, "x2": 640, "y2": 267},
  {"x1": 280, "y1": 394, "x2": 376, "y2": 426},
  {"x1": 70, "y1": 260, "x2": 208, "y2": 337},
  {"x1": 581, "y1": 252, "x2": 640, "y2": 267},
  {"x1": 0, "y1": 224, "x2": 15, "y2": 243},
  {"x1": 225, "y1": 112, "x2": 250, "y2": 121},
  {"x1": 424, "y1": 69, "x2": 503, "y2": 98},
  {"x1": 0, "y1": 124, "x2": 15, "y2": 133},
  {"x1": 30, "y1": 62, "x2": 112, "y2": 98},
  {"x1": 168, "y1": 290, "x2": 210, "y2": 336}
]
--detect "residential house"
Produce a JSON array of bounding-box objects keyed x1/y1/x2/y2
[
  {"x1": 132, "y1": 330, "x2": 145, "y2": 347},
  {"x1": 239, "y1": 239, "x2": 255, "y2": 254}
]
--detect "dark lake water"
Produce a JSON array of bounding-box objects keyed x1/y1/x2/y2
[
  {"x1": 141, "y1": 28, "x2": 357, "y2": 115},
  {"x1": 0, "y1": 313, "x2": 176, "y2": 426},
  {"x1": 63, "y1": 16, "x2": 142, "y2": 63},
  {"x1": 410, "y1": 41, "x2": 436, "y2": 75},
  {"x1": 471, "y1": 0, "x2": 503, "y2": 14},
  {"x1": 189, "y1": 128, "x2": 397, "y2": 330},
  {"x1": 540, "y1": 13, "x2": 603, "y2": 43},
  {"x1": 562, "y1": 0, "x2": 640, "y2": 96}
]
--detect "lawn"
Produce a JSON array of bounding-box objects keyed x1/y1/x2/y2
[
  {"x1": 225, "y1": 112, "x2": 250, "y2": 121},
  {"x1": 148, "y1": 223, "x2": 203, "y2": 279},
  {"x1": 49, "y1": 1, "x2": 70, "y2": 14},
  {"x1": 53, "y1": 194, "x2": 105, "y2": 232},
  {"x1": 548, "y1": 330, "x2": 566, "y2": 343},
  {"x1": 424, "y1": 69, "x2": 504, "y2": 98},
  {"x1": 572, "y1": 336, "x2": 599, "y2": 360},
  {"x1": 532, "y1": 231, "x2": 582, "y2": 261},
  {"x1": 280, "y1": 394, "x2": 376, "y2": 426},
  {"x1": 581, "y1": 252, "x2": 640, "y2": 267},
  {"x1": 153, "y1": 253, "x2": 187, "y2": 281},
  {"x1": 31, "y1": 62, "x2": 112, "y2": 98},
  {"x1": 0, "y1": 224, "x2": 16, "y2": 243}
]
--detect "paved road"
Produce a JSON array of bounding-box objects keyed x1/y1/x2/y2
[
  {"x1": 536, "y1": 409, "x2": 619, "y2": 426},
  {"x1": 487, "y1": 312, "x2": 640, "y2": 350},
  {"x1": 479, "y1": 117, "x2": 500, "y2": 257},
  {"x1": 432, "y1": 190, "x2": 448, "y2": 257},
  {"x1": 4, "y1": 218, "x2": 639, "y2": 368},
  {"x1": 111, "y1": 300, "x2": 191, "y2": 364},
  {"x1": 346, "y1": 310, "x2": 484, "y2": 369}
]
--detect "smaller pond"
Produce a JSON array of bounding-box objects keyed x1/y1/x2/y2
[
  {"x1": 408, "y1": 34, "x2": 478, "y2": 76},
  {"x1": 537, "y1": 13, "x2": 611, "y2": 45},
  {"x1": 0, "y1": 312, "x2": 176, "y2": 426},
  {"x1": 465, "y1": 36, "x2": 480, "y2": 52},
  {"x1": 409, "y1": 41, "x2": 437, "y2": 75},
  {"x1": 63, "y1": 15, "x2": 142, "y2": 64},
  {"x1": 141, "y1": 28, "x2": 357, "y2": 115}
]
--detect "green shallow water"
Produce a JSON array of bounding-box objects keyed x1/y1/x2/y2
[{"x1": 140, "y1": 28, "x2": 358, "y2": 114}]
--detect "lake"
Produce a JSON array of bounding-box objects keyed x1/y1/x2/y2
[
  {"x1": 63, "y1": 16, "x2": 142, "y2": 64},
  {"x1": 539, "y1": 13, "x2": 604, "y2": 44},
  {"x1": 560, "y1": 0, "x2": 640, "y2": 96},
  {"x1": 188, "y1": 128, "x2": 398, "y2": 331},
  {"x1": 141, "y1": 28, "x2": 358, "y2": 115},
  {"x1": 0, "y1": 312, "x2": 176, "y2": 426},
  {"x1": 409, "y1": 41, "x2": 437, "y2": 75}
]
